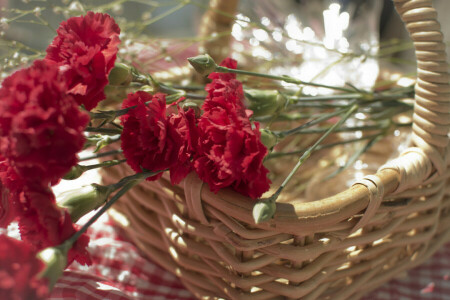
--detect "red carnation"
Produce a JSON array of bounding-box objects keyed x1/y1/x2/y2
[
  {"x1": 195, "y1": 111, "x2": 270, "y2": 199},
  {"x1": 0, "y1": 60, "x2": 89, "y2": 185},
  {"x1": 203, "y1": 57, "x2": 246, "y2": 114},
  {"x1": 45, "y1": 11, "x2": 120, "y2": 111},
  {"x1": 229, "y1": 122, "x2": 271, "y2": 198},
  {"x1": 194, "y1": 58, "x2": 270, "y2": 199},
  {"x1": 120, "y1": 92, "x2": 197, "y2": 184},
  {"x1": 203, "y1": 77, "x2": 246, "y2": 113},
  {"x1": 120, "y1": 92, "x2": 167, "y2": 181},
  {"x1": 16, "y1": 184, "x2": 91, "y2": 266},
  {"x1": 0, "y1": 157, "x2": 91, "y2": 265},
  {"x1": 167, "y1": 106, "x2": 198, "y2": 184},
  {"x1": 0, "y1": 235, "x2": 49, "y2": 300}
]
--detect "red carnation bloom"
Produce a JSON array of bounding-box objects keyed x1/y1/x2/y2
[
  {"x1": 0, "y1": 235, "x2": 49, "y2": 300},
  {"x1": 17, "y1": 184, "x2": 91, "y2": 266},
  {"x1": 228, "y1": 122, "x2": 271, "y2": 199},
  {"x1": 195, "y1": 110, "x2": 270, "y2": 199},
  {"x1": 120, "y1": 92, "x2": 197, "y2": 184},
  {"x1": 203, "y1": 77, "x2": 246, "y2": 113},
  {"x1": 0, "y1": 157, "x2": 91, "y2": 265},
  {"x1": 194, "y1": 58, "x2": 270, "y2": 199},
  {"x1": 203, "y1": 57, "x2": 246, "y2": 114},
  {"x1": 167, "y1": 106, "x2": 198, "y2": 184},
  {"x1": 120, "y1": 92, "x2": 167, "y2": 182},
  {"x1": 45, "y1": 11, "x2": 120, "y2": 111},
  {"x1": 0, "y1": 60, "x2": 89, "y2": 185}
]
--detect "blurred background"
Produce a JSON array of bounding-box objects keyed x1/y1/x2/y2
[{"x1": 1, "y1": 0, "x2": 449, "y2": 80}]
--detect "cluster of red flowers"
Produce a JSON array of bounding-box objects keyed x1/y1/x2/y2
[
  {"x1": 0, "y1": 8, "x2": 271, "y2": 299},
  {"x1": 195, "y1": 58, "x2": 271, "y2": 199},
  {"x1": 0, "y1": 11, "x2": 119, "y2": 299},
  {"x1": 0, "y1": 60, "x2": 91, "y2": 264},
  {"x1": 0, "y1": 60, "x2": 89, "y2": 184},
  {"x1": 121, "y1": 58, "x2": 271, "y2": 199}
]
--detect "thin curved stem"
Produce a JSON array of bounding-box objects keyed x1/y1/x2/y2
[
  {"x1": 215, "y1": 66, "x2": 355, "y2": 93},
  {"x1": 63, "y1": 170, "x2": 160, "y2": 247}
]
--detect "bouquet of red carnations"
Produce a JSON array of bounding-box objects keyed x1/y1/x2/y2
[
  {"x1": 0, "y1": 11, "x2": 281, "y2": 298},
  {"x1": 0, "y1": 5, "x2": 425, "y2": 299}
]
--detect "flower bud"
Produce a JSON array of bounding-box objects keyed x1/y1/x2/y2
[
  {"x1": 37, "y1": 246, "x2": 68, "y2": 288},
  {"x1": 244, "y1": 89, "x2": 286, "y2": 117},
  {"x1": 252, "y1": 198, "x2": 276, "y2": 224},
  {"x1": 260, "y1": 129, "x2": 278, "y2": 151},
  {"x1": 187, "y1": 54, "x2": 217, "y2": 77},
  {"x1": 94, "y1": 134, "x2": 121, "y2": 152},
  {"x1": 108, "y1": 63, "x2": 133, "y2": 86},
  {"x1": 58, "y1": 184, "x2": 113, "y2": 222},
  {"x1": 63, "y1": 164, "x2": 87, "y2": 180}
]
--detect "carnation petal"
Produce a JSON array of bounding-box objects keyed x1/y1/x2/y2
[{"x1": 45, "y1": 11, "x2": 120, "y2": 111}]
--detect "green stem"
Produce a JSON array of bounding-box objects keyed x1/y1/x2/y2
[
  {"x1": 288, "y1": 90, "x2": 412, "y2": 104},
  {"x1": 170, "y1": 84, "x2": 205, "y2": 91},
  {"x1": 274, "y1": 107, "x2": 349, "y2": 138},
  {"x1": 289, "y1": 93, "x2": 363, "y2": 102},
  {"x1": 215, "y1": 66, "x2": 355, "y2": 93},
  {"x1": 255, "y1": 113, "x2": 314, "y2": 122},
  {"x1": 140, "y1": 0, "x2": 188, "y2": 27},
  {"x1": 129, "y1": 59, "x2": 205, "y2": 100},
  {"x1": 184, "y1": 93, "x2": 206, "y2": 100},
  {"x1": 35, "y1": 14, "x2": 56, "y2": 33},
  {"x1": 90, "y1": 93, "x2": 202, "y2": 122},
  {"x1": 64, "y1": 159, "x2": 127, "y2": 180},
  {"x1": 266, "y1": 104, "x2": 358, "y2": 202},
  {"x1": 83, "y1": 159, "x2": 126, "y2": 171},
  {"x1": 79, "y1": 149, "x2": 123, "y2": 162},
  {"x1": 266, "y1": 132, "x2": 383, "y2": 159},
  {"x1": 323, "y1": 134, "x2": 385, "y2": 180},
  {"x1": 63, "y1": 171, "x2": 159, "y2": 247},
  {"x1": 84, "y1": 127, "x2": 122, "y2": 135},
  {"x1": 90, "y1": 109, "x2": 126, "y2": 121},
  {"x1": 84, "y1": 134, "x2": 121, "y2": 150},
  {"x1": 290, "y1": 103, "x2": 349, "y2": 109},
  {"x1": 288, "y1": 123, "x2": 390, "y2": 135}
]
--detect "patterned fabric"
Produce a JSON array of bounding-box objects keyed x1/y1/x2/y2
[{"x1": 45, "y1": 214, "x2": 449, "y2": 300}]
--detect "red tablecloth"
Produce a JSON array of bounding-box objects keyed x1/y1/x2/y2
[{"x1": 47, "y1": 214, "x2": 450, "y2": 300}]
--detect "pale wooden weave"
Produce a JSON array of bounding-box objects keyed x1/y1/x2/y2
[{"x1": 103, "y1": 0, "x2": 450, "y2": 299}]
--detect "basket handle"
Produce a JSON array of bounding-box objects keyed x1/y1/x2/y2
[
  {"x1": 392, "y1": 0, "x2": 450, "y2": 176},
  {"x1": 198, "y1": 0, "x2": 239, "y2": 63}
]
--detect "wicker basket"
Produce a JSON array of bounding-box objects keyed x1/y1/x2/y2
[{"x1": 102, "y1": 0, "x2": 450, "y2": 299}]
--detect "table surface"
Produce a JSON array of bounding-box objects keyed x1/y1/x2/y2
[{"x1": 42, "y1": 213, "x2": 450, "y2": 300}]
